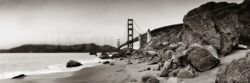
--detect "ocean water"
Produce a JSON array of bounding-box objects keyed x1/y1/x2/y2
[{"x1": 0, "y1": 53, "x2": 106, "y2": 79}]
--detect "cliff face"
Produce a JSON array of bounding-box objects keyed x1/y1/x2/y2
[
  {"x1": 238, "y1": 1, "x2": 250, "y2": 45},
  {"x1": 142, "y1": 24, "x2": 184, "y2": 50},
  {"x1": 183, "y1": 2, "x2": 240, "y2": 56},
  {"x1": 143, "y1": 0, "x2": 250, "y2": 57}
]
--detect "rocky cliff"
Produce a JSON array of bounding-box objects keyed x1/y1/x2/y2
[{"x1": 143, "y1": 0, "x2": 250, "y2": 57}]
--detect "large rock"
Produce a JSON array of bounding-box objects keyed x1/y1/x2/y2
[
  {"x1": 99, "y1": 52, "x2": 110, "y2": 59},
  {"x1": 177, "y1": 70, "x2": 196, "y2": 78},
  {"x1": 66, "y1": 60, "x2": 82, "y2": 68},
  {"x1": 216, "y1": 57, "x2": 250, "y2": 83},
  {"x1": 239, "y1": 0, "x2": 250, "y2": 46},
  {"x1": 11, "y1": 74, "x2": 27, "y2": 79},
  {"x1": 159, "y1": 59, "x2": 173, "y2": 77},
  {"x1": 162, "y1": 50, "x2": 175, "y2": 61},
  {"x1": 175, "y1": 45, "x2": 186, "y2": 58},
  {"x1": 148, "y1": 57, "x2": 160, "y2": 65},
  {"x1": 145, "y1": 77, "x2": 160, "y2": 83},
  {"x1": 186, "y1": 45, "x2": 220, "y2": 72},
  {"x1": 183, "y1": 2, "x2": 240, "y2": 56},
  {"x1": 177, "y1": 65, "x2": 198, "y2": 78},
  {"x1": 168, "y1": 68, "x2": 180, "y2": 77},
  {"x1": 110, "y1": 52, "x2": 120, "y2": 58},
  {"x1": 146, "y1": 51, "x2": 158, "y2": 57}
]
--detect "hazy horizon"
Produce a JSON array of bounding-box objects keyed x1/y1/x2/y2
[{"x1": 0, "y1": 0, "x2": 243, "y2": 49}]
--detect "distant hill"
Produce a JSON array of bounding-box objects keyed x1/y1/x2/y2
[{"x1": 0, "y1": 43, "x2": 117, "y2": 53}]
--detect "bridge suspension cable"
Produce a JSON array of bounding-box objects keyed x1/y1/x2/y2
[{"x1": 133, "y1": 21, "x2": 144, "y2": 33}]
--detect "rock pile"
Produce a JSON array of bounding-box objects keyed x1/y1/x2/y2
[
  {"x1": 99, "y1": 52, "x2": 110, "y2": 59},
  {"x1": 138, "y1": 42, "x2": 219, "y2": 79}
]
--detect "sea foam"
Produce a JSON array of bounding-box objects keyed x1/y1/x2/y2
[{"x1": 0, "y1": 57, "x2": 109, "y2": 80}]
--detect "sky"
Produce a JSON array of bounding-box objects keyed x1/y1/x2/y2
[{"x1": 0, "y1": 0, "x2": 243, "y2": 49}]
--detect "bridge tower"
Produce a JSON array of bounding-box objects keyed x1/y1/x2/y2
[
  {"x1": 127, "y1": 19, "x2": 134, "y2": 49},
  {"x1": 117, "y1": 39, "x2": 120, "y2": 48}
]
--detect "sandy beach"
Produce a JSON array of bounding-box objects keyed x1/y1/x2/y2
[{"x1": 0, "y1": 50, "x2": 246, "y2": 83}]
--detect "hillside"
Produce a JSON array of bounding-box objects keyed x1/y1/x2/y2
[{"x1": 0, "y1": 43, "x2": 117, "y2": 53}]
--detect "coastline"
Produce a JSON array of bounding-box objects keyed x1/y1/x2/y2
[{"x1": 0, "y1": 50, "x2": 246, "y2": 83}]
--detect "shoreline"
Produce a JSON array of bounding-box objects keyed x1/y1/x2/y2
[
  {"x1": 0, "y1": 53, "x2": 106, "y2": 80},
  {"x1": 0, "y1": 50, "x2": 246, "y2": 83}
]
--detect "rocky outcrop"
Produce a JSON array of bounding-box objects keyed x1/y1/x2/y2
[
  {"x1": 183, "y1": 2, "x2": 240, "y2": 56},
  {"x1": 142, "y1": 24, "x2": 184, "y2": 50},
  {"x1": 99, "y1": 52, "x2": 110, "y2": 59},
  {"x1": 238, "y1": 0, "x2": 250, "y2": 45},
  {"x1": 162, "y1": 50, "x2": 175, "y2": 62},
  {"x1": 186, "y1": 45, "x2": 220, "y2": 72},
  {"x1": 216, "y1": 57, "x2": 250, "y2": 83},
  {"x1": 11, "y1": 74, "x2": 27, "y2": 79},
  {"x1": 159, "y1": 59, "x2": 173, "y2": 77},
  {"x1": 66, "y1": 60, "x2": 82, "y2": 68}
]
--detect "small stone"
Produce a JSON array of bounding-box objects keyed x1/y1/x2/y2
[
  {"x1": 142, "y1": 75, "x2": 154, "y2": 83},
  {"x1": 103, "y1": 61, "x2": 110, "y2": 64},
  {"x1": 145, "y1": 77, "x2": 160, "y2": 83},
  {"x1": 147, "y1": 67, "x2": 151, "y2": 70},
  {"x1": 130, "y1": 79, "x2": 137, "y2": 82},
  {"x1": 110, "y1": 63, "x2": 115, "y2": 65}
]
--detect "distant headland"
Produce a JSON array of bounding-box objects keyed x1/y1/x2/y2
[{"x1": 0, "y1": 43, "x2": 117, "y2": 53}]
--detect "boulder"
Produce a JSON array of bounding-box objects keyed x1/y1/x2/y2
[
  {"x1": 159, "y1": 59, "x2": 173, "y2": 77},
  {"x1": 99, "y1": 52, "x2": 110, "y2": 59},
  {"x1": 177, "y1": 70, "x2": 196, "y2": 78},
  {"x1": 110, "y1": 52, "x2": 120, "y2": 58},
  {"x1": 186, "y1": 45, "x2": 220, "y2": 72},
  {"x1": 239, "y1": 0, "x2": 250, "y2": 46},
  {"x1": 169, "y1": 43, "x2": 179, "y2": 51},
  {"x1": 183, "y1": 2, "x2": 240, "y2": 56},
  {"x1": 204, "y1": 45, "x2": 219, "y2": 59},
  {"x1": 176, "y1": 65, "x2": 198, "y2": 78},
  {"x1": 164, "y1": 50, "x2": 175, "y2": 60},
  {"x1": 168, "y1": 68, "x2": 180, "y2": 77},
  {"x1": 66, "y1": 60, "x2": 82, "y2": 68},
  {"x1": 216, "y1": 57, "x2": 250, "y2": 83},
  {"x1": 11, "y1": 74, "x2": 27, "y2": 79},
  {"x1": 146, "y1": 51, "x2": 158, "y2": 57},
  {"x1": 175, "y1": 45, "x2": 186, "y2": 58},
  {"x1": 148, "y1": 57, "x2": 160, "y2": 65},
  {"x1": 153, "y1": 62, "x2": 163, "y2": 71},
  {"x1": 145, "y1": 77, "x2": 160, "y2": 83},
  {"x1": 103, "y1": 61, "x2": 110, "y2": 64}
]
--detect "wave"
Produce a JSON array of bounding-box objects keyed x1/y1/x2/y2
[{"x1": 0, "y1": 58, "x2": 110, "y2": 80}]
